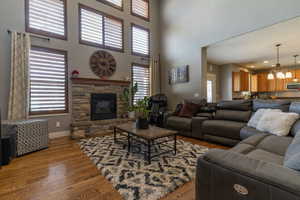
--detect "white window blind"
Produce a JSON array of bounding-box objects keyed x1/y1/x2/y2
[
  {"x1": 27, "y1": 0, "x2": 66, "y2": 38},
  {"x1": 100, "y1": 0, "x2": 122, "y2": 8},
  {"x1": 132, "y1": 24, "x2": 149, "y2": 56},
  {"x1": 132, "y1": 64, "x2": 150, "y2": 104},
  {"x1": 132, "y1": 0, "x2": 149, "y2": 20},
  {"x1": 29, "y1": 47, "x2": 68, "y2": 115},
  {"x1": 80, "y1": 8, "x2": 103, "y2": 45},
  {"x1": 80, "y1": 5, "x2": 123, "y2": 51}
]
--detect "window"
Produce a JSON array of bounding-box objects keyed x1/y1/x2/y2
[
  {"x1": 29, "y1": 46, "x2": 68, "y2": 115},
  {"x1": 132, "y1": 63, "x2": 150, "y2": 104},
  {"x1": 131, "y1": 24, "x2": 150, "y2": 57},
  {"x1": 207, "y1": 80, "x2": 213, "y2": 103},
  {"x1": 25, "y1": 0, "x2": 67, "y2": 40},
  {"x1": 79, "y1": 4, "x2": 124, "y2": 52},
  {"x1": 97, "y1": 0, "x2": 123, "y2": 10},
  {"x1": 131, "y1": 0, "x2": 149, "y2": 21}
]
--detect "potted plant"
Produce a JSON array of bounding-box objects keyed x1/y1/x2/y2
[
  {"x1": 120, "y1": 82, "x2": 138, "y2": 119},
  {"x1": 134, "y1": 97, "x2": 150, "y2": 129}
]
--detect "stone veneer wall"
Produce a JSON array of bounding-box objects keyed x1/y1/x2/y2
[{"x1": 71, "y1": 82, "x2": 131, "y2": 136}]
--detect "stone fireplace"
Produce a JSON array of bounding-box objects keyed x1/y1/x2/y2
[{"x1": 71, "y1": 78, "x2": 132, "y2": 137}]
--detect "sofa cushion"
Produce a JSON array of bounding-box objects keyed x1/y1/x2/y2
[
  {"x1": 257, "y1": 135, "x2": 293, "y2": 156},
  {"x1": 202, "y1": 120, "x2": 246, "y2": 140},
  {"x1": 284, "y1": 132, "x2": 300, "y2": 171},
  {"x1": 217, "y1": 100, "x2": 252, "y2": 111},
  {"x1": 246, "y1": 149, "x2": 284, "y2": 165},
  {"x1": 257, "y1": 111, "x2": 299, "y2": 136},
  {"x1": 173, "y1": 103, "x2": 183, "y2": 116},
  {"x1": 215, "y1": 110, "x2": 252, "y2": 122},
  {"x1": 167, "y1": 116, "x2": 192, "y2": 131},
  {"x1": 253, "y1": 99, "x2": 290, "y2": 112},
  {"x1": 289, "y1": 102, "x2": 300, "y2": 136},
  {"x1": 240, "y1": 126, "x2": 265, "y2": 140}
]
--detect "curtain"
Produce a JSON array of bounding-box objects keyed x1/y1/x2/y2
[
  {"x1": 8, "y1": 32, "x2": 31, "y2": 120},
  {"x1": 150, "y1": 58, "x2": 160, "y2": 96}
]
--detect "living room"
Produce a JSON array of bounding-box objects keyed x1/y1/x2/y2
[{"x1": 1, "y1": 0, "x2": 300, "y2": 200}]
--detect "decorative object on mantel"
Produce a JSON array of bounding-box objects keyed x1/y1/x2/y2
[
  {"x1": 168, "y1": 65, "x2": 189, "y2": 85},
  {"x1": 120, "y1": 82, "x2": 138, "y2": 119},
  {"x1": 135, "y1": 97, "x2": 150, "y2": 129},
  {"x1": 71, "y1": 70, "x2": 79, "y2": 78},
  {"x1": 90, "y1": 50, "x2": 116, "y2": 79}
]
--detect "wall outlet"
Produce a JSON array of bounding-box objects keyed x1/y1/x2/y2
[{"x1": 56, "y1": 121, "x2": 61, "y2": 128}]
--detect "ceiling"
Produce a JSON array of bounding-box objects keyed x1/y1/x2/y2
[{"x1": 207, "y1": 16, "x2": 300, "y2": 70}]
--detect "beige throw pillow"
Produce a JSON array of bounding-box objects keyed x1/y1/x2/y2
[
  {"x1": 247, "y1": 109, "x2": 281, "y2": 128},
  {"x1": 257, "y1": 111, "x2": 299, "y2": 136}
]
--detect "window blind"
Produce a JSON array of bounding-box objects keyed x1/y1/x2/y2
[
  {"x1": 132, "y1": 0, "x2": 149, "y2": 20},
  {"x1": 132, "y1": 24, "x2": 150, "y2": 56},
  {"x1": 26, "y1": 0, "x2": 66, "y2": 38},
  {"x1": 29, "y1": 47, "x2": 68, "y2": 115},
  {"x1": 132, "y1": 64, "x2": 150, "y2": 104},
  {"x1": 79, "y1": 5, "x2": 124, "y2": 51},
  {"x1": 99, "y1": 0, "x2": 122, "y2": 8}
]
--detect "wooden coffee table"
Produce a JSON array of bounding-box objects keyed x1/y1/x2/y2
[{"x1": 113, "y1": 122, "x2": 178, "y2": 164}]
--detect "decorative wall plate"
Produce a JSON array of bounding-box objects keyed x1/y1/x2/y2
[{"x1": 90, "y1": 50, "x2": 117, "y2": 78}]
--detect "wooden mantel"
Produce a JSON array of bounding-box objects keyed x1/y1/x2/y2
[{"x1": 71, "y1": 77, "x2": 130, "y2": 86}]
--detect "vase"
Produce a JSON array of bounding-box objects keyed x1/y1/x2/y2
[{"x1": 136, "y1": 118, "x2": 149, "y2": 129}]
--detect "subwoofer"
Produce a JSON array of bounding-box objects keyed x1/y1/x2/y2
[{"x1": 1, "y1": 137, "x2": 11, "y2": 165}]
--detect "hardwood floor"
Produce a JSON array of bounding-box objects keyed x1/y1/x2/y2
[{"x1": 0, "y1": 135, "x2": 227, "y2": 200}]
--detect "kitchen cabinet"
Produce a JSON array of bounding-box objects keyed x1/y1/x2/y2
[
  {"x1": 257, "y1": 72, "x2": 268, "y2": 92},
  {"x1": 250, "y1": 74, "x2": 258, "y2": 92},
  {"x1": 232, "y1": 71, "x2": 249, "y2": 92}
]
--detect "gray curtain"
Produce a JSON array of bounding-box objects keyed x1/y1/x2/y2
[
  {"x1": 8, "y1": 32, "x2": 31, "y2": 120},
  {"x1": 150, "y1": 58, "x2": 160, "y2": 95}
]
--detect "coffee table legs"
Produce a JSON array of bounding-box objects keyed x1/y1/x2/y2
[
  {"x1": 174, "y1": 134, "x2": 177, "y2": 155},
  {"x1": 127, "y1": 133, "x2": 131, "y2": 152},
  {"x1": 147, "y1": 140, "x2": 151, "y2": 164}
]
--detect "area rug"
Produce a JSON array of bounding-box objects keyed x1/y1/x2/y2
[{"x1": 79, "y1": 135, "x2": 209, "y2": 200}]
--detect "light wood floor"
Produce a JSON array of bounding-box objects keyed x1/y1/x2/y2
[{"x1": 0, "y1": 135, "x2": 227, "y2": 200}]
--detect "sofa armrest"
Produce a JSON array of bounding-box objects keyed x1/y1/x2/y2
[
  {"x1": 199, "y1": 149, "x2": 300, "y2": 196},
  {"x1": 163, "y1": 111, "x2": 174, "y2": 127}
]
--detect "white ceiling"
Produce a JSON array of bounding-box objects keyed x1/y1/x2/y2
[{"x1": 207, "y1": 16, "x2": 300, "y2": 70}]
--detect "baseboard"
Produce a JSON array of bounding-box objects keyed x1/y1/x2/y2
[{"x1": 49, "y1": 130, "x2": 71, "y2": 139}]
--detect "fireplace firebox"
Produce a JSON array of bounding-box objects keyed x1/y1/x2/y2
[{"x1": 91, "y1": 93, "x2": 117, "y2": 121}]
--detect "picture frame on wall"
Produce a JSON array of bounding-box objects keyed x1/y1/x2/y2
[{"x1": 168, "y1": 65, "x2": 189, "y2": 85}]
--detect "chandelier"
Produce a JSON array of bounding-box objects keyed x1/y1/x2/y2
[{"x1": 267, "y1": 44, "x2": 285, "y2": 80}]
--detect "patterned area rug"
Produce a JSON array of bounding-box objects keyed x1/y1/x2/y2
[{"x1": 79, "y1": 135, "x2": 209, "y2": 200}]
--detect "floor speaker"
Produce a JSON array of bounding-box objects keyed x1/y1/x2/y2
[{"x1": 1, "y1": 136, "x2": 11, "y2": 165}]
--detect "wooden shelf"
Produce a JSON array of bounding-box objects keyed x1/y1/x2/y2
[{"x1": 71, "y1": 77, "x2": 130, "y2": 86}]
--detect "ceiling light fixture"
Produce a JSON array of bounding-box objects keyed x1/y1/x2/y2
[
  {"x1": 263, "y1": 61, "x2": 269, "y2": 64},
  {"x1": 275, "y1": 44, "x2": 285, "y2": 79},
  {"x1": 293, "y1": 55, "x2": 299, "y2": 82}
]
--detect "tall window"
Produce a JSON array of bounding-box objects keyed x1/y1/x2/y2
[
  {"x1": 207, "y1": 80, "x2": 213, "y2": 103},
  {"x1": 29, "y1": 46, "x2": 68, "y2": 115},
  {"x1": 25, "y1": 0, "x2": 67, "y2": 40},
  {"x1": 132, "y1": 63, "x2": 150, "y2": 104},
  {"x1": 97, "y1": 0, "x2": 123, "y2": 10},
  {"x1": 131, "y1": 24, "x2": 150, "y2": 57},
  {"x1": 79, "y1": 4, "x2": 124, "y2": 52},
  {"x1": 131, "y1": 0, "x2": 149, "y2": 21}
]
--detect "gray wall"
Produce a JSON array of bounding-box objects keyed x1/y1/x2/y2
[
  {"x1": 0, "y1": 0, "x2": 160, "y2": 132},
  {"x1": 160, "y1": 0, "x2": 300, "y2": 109}
]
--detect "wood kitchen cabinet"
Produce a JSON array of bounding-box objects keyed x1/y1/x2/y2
[
  {"x1": 250, "y1": 74, "x2": 258, "y2": 92},
  {"x1": 257, "y1": 72, "x2": 268, "y2": 92},
  {"x1": 232, "y1": 71, "x2": 249, "y2": 92}
]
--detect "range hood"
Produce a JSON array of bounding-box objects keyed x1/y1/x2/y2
[{"x1": 287, "y1": 82, "x2": 300, "y2": 90}]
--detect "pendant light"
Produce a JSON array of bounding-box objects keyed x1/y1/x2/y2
[
  {"x1": 275, "y1": 44, "x2": 285, "y2": 79},
  {"x1": 293, "y1": 55, "x2": 299, "y2": 82}
]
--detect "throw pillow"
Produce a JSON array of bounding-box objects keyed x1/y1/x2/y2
[
  {"x1": 247, "y1": 109, "x2": 281, "y2": 128},
  {"x1": 257, "y1": 111, "x2": 299, "y2": 136},
  {"x1": 284, "y1": 132, "x2": 300, "y2": 171},
  {"x1": 173, "y1": 103, "x2": 183, "y2": 116},
  {"x1": 179, "y1": 102, "x2": 199, "y2": 118}
]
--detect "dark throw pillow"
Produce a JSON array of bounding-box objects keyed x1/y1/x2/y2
[
  {"x1": 174, "y1": 103, "x2": 183, "y2": 116},
  {"x1": 179, "y1": 102, "x2": 199, "y2": 118}
]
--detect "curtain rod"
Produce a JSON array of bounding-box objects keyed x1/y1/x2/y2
[{"x1": 7, "y1": 30, "x2": 50, "y2": 41}]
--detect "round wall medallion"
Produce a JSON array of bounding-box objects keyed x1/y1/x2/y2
[{"x1": 89, "y1": 50, "x2": 117, "y2": 78}]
